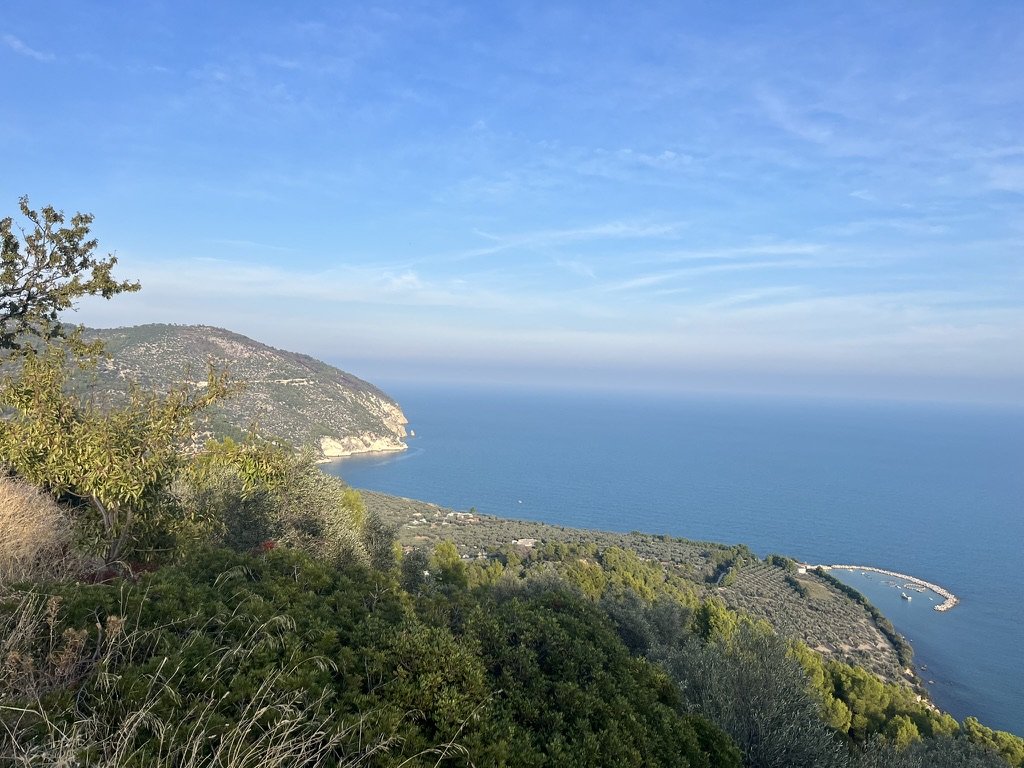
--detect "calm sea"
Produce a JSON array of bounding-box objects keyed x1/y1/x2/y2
[{"x1": 323, "y1": 385, "x2": 1024, "y2": 734}]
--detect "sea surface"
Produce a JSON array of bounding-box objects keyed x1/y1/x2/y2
[{"x1": 323, "y1": 385, "x2": 1024, "y2": 734}]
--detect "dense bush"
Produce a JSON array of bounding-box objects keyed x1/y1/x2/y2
[
  {"x1": 602, "y1": 594, "x2": 848, "y2": 768},
  {"x1": 854, "y1": 734, "x2": 1017, "y2": 768},
  {"x1": 1, "y1": 547, "x2": 739, "y2": 767},
  {"x1": 175, "y1": 448, "x2": 393, "y2": 568}
]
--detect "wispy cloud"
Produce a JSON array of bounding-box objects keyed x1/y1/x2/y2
[
  {"x1": 599, "y1": 259, "x2": 819, "y2": 294},
  {"x1": 570, "y1": 147, "x2": 697, "y2": 180},
  {"x1": 821, "y1": 218, "x2": 951, "y2": 237},
  {"x1": 756, "y1": 90, "x2": 835, "y2": 145},
  {"x1": 2, "y1": 33, "x2": 53, "y2": 62},
  {"x1": 447, "y1": 220, "x2": 686, "y2": 262},
  {"x1": 103, "y1": 258, "x2": 524, "y2": 313},
  {"x1": 650, "y1": 242, "x2": 824, "y2": 264}
]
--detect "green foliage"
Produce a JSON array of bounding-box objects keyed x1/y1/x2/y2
[
  {"x1": 455, "y1": 586, "x2": 741, "y2": 767},
  {"x1": 189, "y1": 432, "x2": 292, "y2": 500},
  {"x1": 693, "y1": 597, "x2": 740, "y2": 642},
  {"x1": 373, "y1": 491, "x2": 911, "y2": 685},
  {"x1": 429, "y1": 540, "x2": 468, "y2": 588},
  {"x1": 580, "y1": 553, "x2": 1018, "y2": 766},
  {"x1": 492, "y1": 540, "x2": 698, "y2": 608},
  {"x1": 791, "y1": 648, "x2": 958, "y2": 745},
  {"x1": 708, "y1": 545, "x2": 754, "y2": 585},
  {"x1": 0, "y1": 344, "x2": 232, "y2": 563},
  {"x1": 785, "y1": 574, "x2": 810, "y2": 598},
  {"x1": 788, "y1": 641, "x2": 853, "y2": 732},
  {"x1": 884, "y1": 715, "x2": 922, "y2": 749},
  {"x1": 753, "y1": 624, "x2": 967, "y2": 764},
  {"x1": 963, "y1": 717, "x2": 1024, "y2": 767},
  {"x1": 1, "y1": 196, "x2": 138, "y2": 353},
  {"x1": 606, "y1": 596, "x2": 848, "y2": 768},
  {"x1": 400, "y1": 548, "x2": 431, "y2": 592},
  {"x1": 176, "y1": 446, "x2": 392, "y2": 568},
  {"x1": 766, "y1": 554, "x2": 798, "y2": 572},
  {"x1": 855, "y1": 734, "x2": 1014, "y2": 768},
  {"x1": 3, "y1": 547, "x2": 740, "y2": 767}
]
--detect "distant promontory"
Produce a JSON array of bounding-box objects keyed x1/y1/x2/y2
[{"x1": 84, "y1": 324, "x2": 408, "y2": 459}]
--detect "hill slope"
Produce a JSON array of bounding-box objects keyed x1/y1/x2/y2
[{"x1": 85, "y1": 324, "x2": 407, "y2": 458}]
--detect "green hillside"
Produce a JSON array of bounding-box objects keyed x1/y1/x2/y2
[{"x1": 84, "y1": 324, "x2": 408, "y2": 459}]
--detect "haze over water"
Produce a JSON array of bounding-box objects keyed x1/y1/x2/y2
[{"x1": 326, "y1": 385, "x2": 1024, "y2": 734}]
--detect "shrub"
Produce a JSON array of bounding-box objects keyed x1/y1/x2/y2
[{"x1": 175, "y1": 449, "x2": 393, "y2": 569}]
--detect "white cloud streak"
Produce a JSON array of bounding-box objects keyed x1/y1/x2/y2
[
  {"x1": 449, "y1": 219, "x2": 687, "y2": 262},
  {"x1": 2, "y1": 33, "x2": 54, "y2": 62}
]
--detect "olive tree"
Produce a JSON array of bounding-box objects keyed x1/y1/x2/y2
[{"x1": 1, "y1": 196, "x2": 138, "y2": 352}]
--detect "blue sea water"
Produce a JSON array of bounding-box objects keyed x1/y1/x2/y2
[{"x1": 323, "y1": 385, "x2": 1024, "y2": 734}]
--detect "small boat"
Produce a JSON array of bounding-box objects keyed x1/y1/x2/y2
[{"x1": 901, "y1": 592, "x2": 912, "y2": 601}]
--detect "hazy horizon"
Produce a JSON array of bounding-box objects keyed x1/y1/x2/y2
[{"x1": 5, "y1": 1, "x2": 1022, "y2": 404}]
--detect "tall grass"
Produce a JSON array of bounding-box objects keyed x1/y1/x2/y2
[{"x1": 4, "y1": 669, "x2": 393, "y2": 767}]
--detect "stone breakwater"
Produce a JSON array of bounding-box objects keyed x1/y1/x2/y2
[{"x1": 818, "y1": 564, "x2": 959, "y2": 612}]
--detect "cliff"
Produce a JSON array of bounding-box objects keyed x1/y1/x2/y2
[{"x1": 83, "y1": 324, "x2": 407, "y2": 459}]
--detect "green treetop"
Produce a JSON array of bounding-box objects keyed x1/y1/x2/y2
[{"x1": 1, "y1": 196, "x2": 138, "y2": 352}]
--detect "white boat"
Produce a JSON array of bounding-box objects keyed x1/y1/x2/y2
[{"x1": 901, "y1": 592, "x2": 912, "y2": 601}]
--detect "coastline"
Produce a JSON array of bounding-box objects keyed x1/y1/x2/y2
[
  {"x1": 810, "y1": 563, "x2": 959, "y2": 612},
  {"x1": 317, "y1": 443, "x2": 407, "y2": 463},
  {"x1": 317, "y1": 434, "x2": 408, "y2": 462}
]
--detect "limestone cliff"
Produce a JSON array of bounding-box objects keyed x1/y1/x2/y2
[{"x1": 84, "y1": 324, "x2": 408, "y2": 459}]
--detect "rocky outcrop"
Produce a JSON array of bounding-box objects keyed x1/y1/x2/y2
[{"x1": 84, "y1": 324, "x2": 408, "y2": 459}]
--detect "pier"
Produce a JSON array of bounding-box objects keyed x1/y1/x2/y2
[{"x1": 815, "y1": 564, "x2": 959, "y2": 612}]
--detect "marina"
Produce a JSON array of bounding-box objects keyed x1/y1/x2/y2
[{"x1": 818, "y1": 564, "x2": 959, "y2": 612}]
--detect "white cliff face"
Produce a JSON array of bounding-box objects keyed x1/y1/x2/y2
[
  {"x1": 368, "y1": 395, "x2": 408, "y2": 439},
  {"x1": 319, "y1": 434, "x2": 407, "y2": 459},
  {"x1": 318, "y1": 393, "x2": 409, "y2": 459}
]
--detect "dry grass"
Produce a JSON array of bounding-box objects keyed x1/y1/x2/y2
[
  {"x1": 4, "y1": 672, "x2": 393, "y2": 767},
  {"x1": 0, "y1": 476, "x2": 84, "y2": 586}
]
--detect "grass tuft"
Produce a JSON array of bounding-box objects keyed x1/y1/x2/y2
[{"x1": 0, "y1": 477, "x2": 85, "y2": 586}]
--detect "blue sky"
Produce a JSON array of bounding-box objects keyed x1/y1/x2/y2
[{"x1": 3, "y1": 1, "x2": 1022, "y2": 402}]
